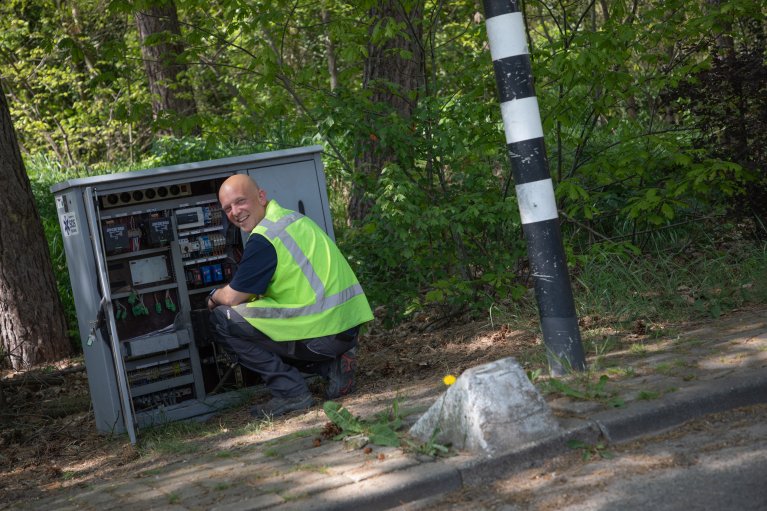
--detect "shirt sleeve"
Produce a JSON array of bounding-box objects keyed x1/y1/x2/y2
[{"x1": 228, "y1": 233, "x2": 277, "y2": 296}]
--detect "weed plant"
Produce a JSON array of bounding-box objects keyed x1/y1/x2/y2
[
  {"x1": 541, "y1": 373, "x2": 625, "y2": 408},
  {"x1": 566, "y1": 439, "x2": 613, "y2": 461}
]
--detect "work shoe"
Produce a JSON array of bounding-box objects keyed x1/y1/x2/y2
[
  {"x1": 250, "y1": 393, "x2": 313, "y2": 419},
  {"x1": 326, "y1": 348, "x2": 357, "y2": 399}
]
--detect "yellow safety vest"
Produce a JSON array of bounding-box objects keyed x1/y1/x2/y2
[{"x1": 233, "y1": 200, "x2": 373, "y2": 340}]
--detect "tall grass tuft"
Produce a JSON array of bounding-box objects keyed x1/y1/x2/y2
[{"x1": 574, "y1": 241, "x2": 767, "y2": 324}]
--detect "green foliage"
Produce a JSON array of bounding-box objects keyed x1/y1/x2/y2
[
  {"x1": 142, "y1": 137, "x2": 268, "y2": 168},
  {"x1": 323, "y1": 398, "x2": 450, "y2": 456},
  {"x1": 526, "y1": 368, "x2": 544, "y2": 384},
  {"x1": 405, "y1": 428, "x2": 450, "y2": 458},
  {"x1": 566, "y1": 439, "x2": 613, "y2": 461},
  {"x1": 1, "y1": 0, "x2": 145, "y2": 165},
  {"x1": 323, "y1": 400, "x2": 402, "y2": 448},
  {"x1": 528, "y1": 0, "x2": 756, "y2": 252},
  {"x1": 342, "y1": 158, "x2": 527, "y2": 319},
  {"x1": 638, "y1": 390, "x2": 661, "y2": 401},
  {"x1": 543, "y1": 374, "x2": 625, "y2": 408},
  {"x1": 138, "y1": 420, "x2": 212, "y2": 455}
]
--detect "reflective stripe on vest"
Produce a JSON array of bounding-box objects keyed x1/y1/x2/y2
[{"x1": 237, "y1": 212, "x2": 365, "y2": 319}]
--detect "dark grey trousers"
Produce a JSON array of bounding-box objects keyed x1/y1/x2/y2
[{"x1": 209, "y1": 306, "x2": 357, "y2": 398}]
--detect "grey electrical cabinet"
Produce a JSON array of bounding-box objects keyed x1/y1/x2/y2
[{"x1": 51, "y1": 146, "x2": 334, "y2": 442}]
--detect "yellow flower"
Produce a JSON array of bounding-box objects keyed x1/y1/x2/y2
[{"x1": 443, "y1": 374, "x2": 457, "y2": 386}]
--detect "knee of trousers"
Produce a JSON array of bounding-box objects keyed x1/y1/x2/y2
[{"x1": 210, "y1": 306, "x2": 241, "y2": 333}]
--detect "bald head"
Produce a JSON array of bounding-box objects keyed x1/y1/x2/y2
[
  {"x1": 219, "y1": 175, "x2": 268, "y2": 232},
  {"x1": 219, "y1": 174, "x2": 259, "y2": 198}
]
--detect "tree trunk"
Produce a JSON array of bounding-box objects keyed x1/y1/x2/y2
[
  {"x1": 348, "y1": 0, "x2": 425, "y2": 223},
  {"x1": 0, "y1": 86, "x2": 71, "y2": 370},
  {"x1": 135, "y1": 1, "x2": 198, "y2": 136},
  {"x1": 322, "y1": 9, "x2": 339, "y2": 92}
]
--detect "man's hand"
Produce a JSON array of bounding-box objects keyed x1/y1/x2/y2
[
  {"x1": 206, "y1": 288, "x2": 219, "y2": 310},
  {"x1": 206, "y1": 285, "x2": 251, "y2": 310}
]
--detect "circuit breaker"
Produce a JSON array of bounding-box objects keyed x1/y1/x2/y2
[{"x1": 52, "y1": 146, "x2": 334, "y2": 442}]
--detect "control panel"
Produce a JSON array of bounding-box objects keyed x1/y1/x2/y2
[{"x1": 96, "y1": 178, "x2": 248, "y2": 416}]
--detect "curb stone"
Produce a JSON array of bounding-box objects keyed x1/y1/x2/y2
[
  {"x1": 590, "y1": 368, "x2": 767, "y2": 443},
  {"x1": 269, "y1": 461, "x2": 463, "y2": 511}
]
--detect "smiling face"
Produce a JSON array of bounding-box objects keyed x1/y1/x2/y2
[{"x1": 218, "y1": 175, "x2": 268, "y2": 232}]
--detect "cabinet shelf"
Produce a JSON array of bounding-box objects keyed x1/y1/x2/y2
[
  {"x1": 188, "y1": 285, "x2": 219, "y2": 295},
  {"x1": 177, "y1": 224, "x2": 224, "y2": 237},
  {"x1": 106, "y1": 246, "x2": 169, "y2": 261},
  {"x1": 182, "y1": 253, "x2": 228, "y2": 266},
  {"x1": 112, "y1": 282, "x2": 178, "y2": 299},
  {"x1": 130, "y1": 374, "x2": 195, "y2": 397}
]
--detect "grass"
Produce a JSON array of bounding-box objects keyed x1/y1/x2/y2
[
  {"x1": 138, "y1": 421, "x2": 220, "y2": 456},
  {"x1": 654, "y1": 359, "x2": 691, "y2": 376},
  {"x1": 604, "y1": 366, "x2": 636, "y2": 378},
  {"x1": 582, "y1": 335, "x2": 621, "y2": 369},
  {"x1": 573, "y1": 240, "x2": 767, "y2": 325},
  {"x1": 637, "y1": 390, "x2": 661, "y2": 400},
  {"x1": 234, "y1": 417, "x2": 273, "y2": 436},
  {"x1": 541, "y1": 372, "x2": 625, "y2": 408},
  {"x1": 649, "y1": 327, "x2": 680, "y2": 340},
  {"x1": 262, "y1": 428, "x2": 319, "y2": 447}
]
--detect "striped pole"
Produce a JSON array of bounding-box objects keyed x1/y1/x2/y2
[{"x1": 483, "y1": 0, "x2": 586, "y2": 375}]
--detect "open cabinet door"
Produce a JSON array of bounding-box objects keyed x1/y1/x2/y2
[{"x1": 84, "y1": 187, "x2": 138, "y2": 444}]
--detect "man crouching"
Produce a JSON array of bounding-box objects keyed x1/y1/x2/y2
[{"x1": 206, "y1": 174, "x2": 373, "y2": 418}]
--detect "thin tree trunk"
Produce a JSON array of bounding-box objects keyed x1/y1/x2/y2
[
  {"x1": 135, "y1": 1, "x2": 198, "y2": 136},
  {"x1": 0, "y1": 85, "x2": 71, "y2": 370},
  {"x1": 322, "y1": 9, "x2": 339, "y2": 91}
]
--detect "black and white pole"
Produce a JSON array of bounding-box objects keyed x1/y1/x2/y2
[{"x1": 483, "y1": 0, "x2": 586, "y2": 375}]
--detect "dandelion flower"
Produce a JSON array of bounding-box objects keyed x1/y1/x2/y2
[{"x1": 443, "y1": 374, "x2": 457, "y2": 386}]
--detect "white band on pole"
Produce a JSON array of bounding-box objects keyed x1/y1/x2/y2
[
  {"x1": 501, "y1": 96, "x2": 544, "y2": 144},
  {"x1": 486, "y1": 12, "x2": 529, "y2": 61},
  {"x1": 515, "y1": 179, "x2": 559, "y2": 224}
]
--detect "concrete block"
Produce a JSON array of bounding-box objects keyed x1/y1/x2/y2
[{"x1": 409, "y1": 357, "x2": 561, "y2": 456}]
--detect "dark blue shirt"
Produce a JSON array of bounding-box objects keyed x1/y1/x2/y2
[{"x1": 228, "y1": 233, "x2": 277, "y2": 295}]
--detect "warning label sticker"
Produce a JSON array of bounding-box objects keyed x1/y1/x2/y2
[{"x1": 60, "y1": 212, "x2": 79, "y2": 237}]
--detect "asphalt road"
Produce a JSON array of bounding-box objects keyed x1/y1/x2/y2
[{"x1": 412, "y1": 404, "x2": 767, "y2": 511}]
